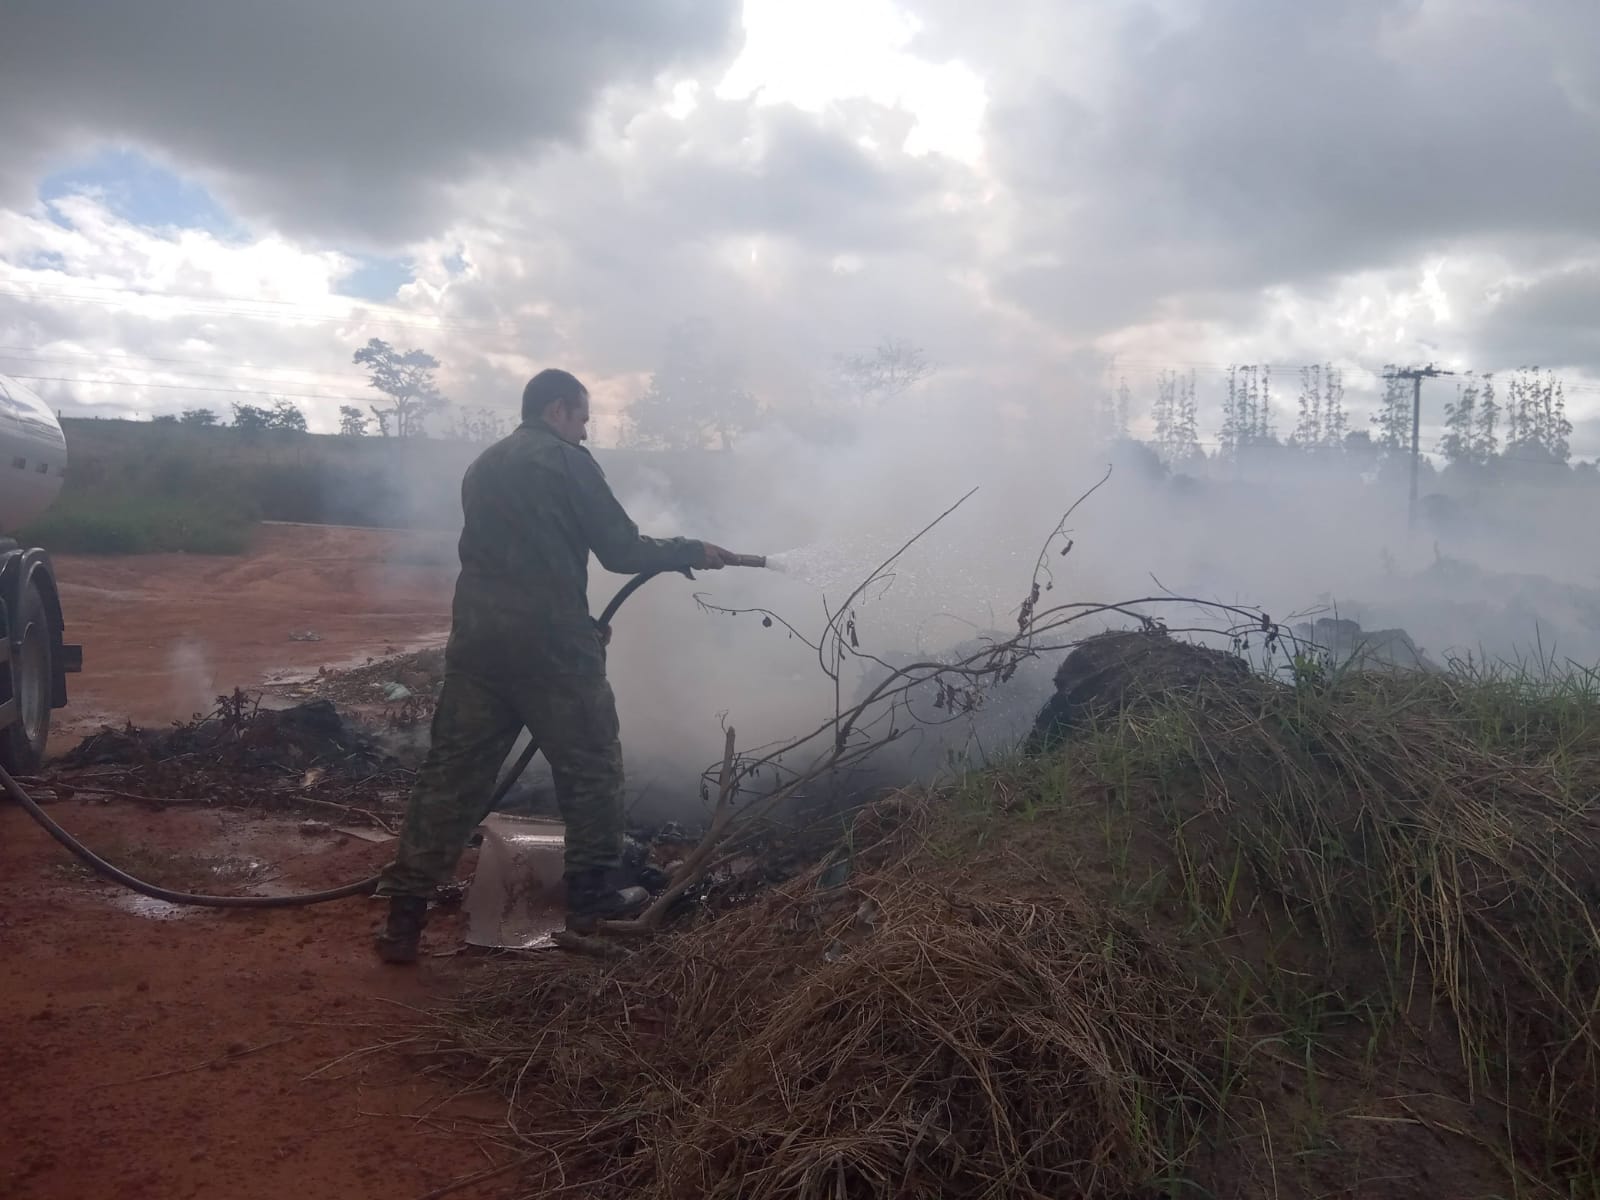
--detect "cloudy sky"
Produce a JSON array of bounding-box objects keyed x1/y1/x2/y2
[{"x1": 3, "y1": 0, "x2": 1599, "y2": 454}]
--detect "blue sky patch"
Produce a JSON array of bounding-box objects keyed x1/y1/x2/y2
[
  {"x1": 38, "y1": 146, "x2": 244, "y2": 239},
  {"x1": 16, "y1": 249, "x2": 67, "y2": 272},
  {"x1": 335, "y1": 254, "x2": 415, "y2": 301}
]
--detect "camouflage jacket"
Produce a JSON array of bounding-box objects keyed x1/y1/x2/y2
[{"x1": 444, "y1": 420, "x2": 703, "y2": 677}]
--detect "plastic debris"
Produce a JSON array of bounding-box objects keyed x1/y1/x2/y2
[{"x1": 817, "y1": 855, "x2": 851, "y2": 891}]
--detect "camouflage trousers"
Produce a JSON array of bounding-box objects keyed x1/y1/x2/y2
[{"x1": 375, "y1": 669, "x2": 626, "y2": 899}]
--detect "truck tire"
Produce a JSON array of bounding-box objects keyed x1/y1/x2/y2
[{"x1": 0, "y1": 580, "x2": 53, "y2": 774}]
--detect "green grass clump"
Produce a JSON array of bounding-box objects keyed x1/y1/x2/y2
[
  {"x1": 19, "y1": 493, "x2": 254, "y2": 554},
  {"x1": 425, "y1": 638, "x2": 1600, "y2": 1199},
  {"x1": 957, "y1": 657, "x2": 1600, "y2": 1197}
]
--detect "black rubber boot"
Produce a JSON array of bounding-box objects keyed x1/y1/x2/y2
[
  {"x1": 564, "y1": 867, "x2": 649, "y2": 934},
  {"x1": 375, "y1": 895, "x2": 429, "y2": 964}
]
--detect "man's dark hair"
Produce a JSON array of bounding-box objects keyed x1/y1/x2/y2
[{"x1": 522, "y1": 369, "x2": 588, "y2": 423}]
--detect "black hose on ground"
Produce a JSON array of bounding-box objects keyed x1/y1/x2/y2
[
  {"x1": 0, "y1": 762, "x2": 382, "y2": 907},
  {"x1": 2, "y1": 567, "x2": 691, "y2": 909}
]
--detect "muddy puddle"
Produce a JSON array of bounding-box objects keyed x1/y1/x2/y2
[
  {"x1": 109, "y1": 892, "x2": 210, "y2": 921},
  {"x1": 79, "y1": 812, "x2": 383, "y2": 918},
  {"x1": 263, "y1": 637, "x2": 446, "y2": 688}
]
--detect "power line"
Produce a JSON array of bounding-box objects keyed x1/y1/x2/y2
[
  {"x1": 0, "y1": 346, "x2": 358, "y2": 382},
  {"x1": 9, "y1": 277, "x2": 1600, "y2": 396},
  {"x1": 1417, "y1": 448, "x2": 1580, "y2": 470},
  {"x1": 0, "y1": 281, "x2": 515, "y2": 340},
  {"x1": 1111, "y1": 359, "x2": 1390, "y2": 380},
  {"x1": 14, "y1": 371, "x2": 1595, "y2": 467},
  {"x1": 5, "y1": 372, "x2": 370, "y2": 405},
  {"x1": 0, "y1": 353, "x2": 361, "y2": 391},
  {"x1": 1106, "y1": 359, "x2": 1600, "y2": 393},
  {"x1": 1383, "y1": 363, "x2": 1454, "y2": 531},
  {"x1": 1185, "y1": 436, "x2": 1582, "y2": 469},
  {"x1": 0, "y1": 274, "x2": 420, "y2": 315},
  {"x1": 12, "y1": 342, "x2": 1599, "y2": 399}
]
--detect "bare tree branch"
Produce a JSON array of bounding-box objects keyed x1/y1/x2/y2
[
  {"x1": 586, "y1": 471, "x2": 1308, "y2": 947},
  {"x1": 814, "y1": 486, "x2": 979, "y2": 684},
  {"x1": 602, "y1": 727, "x2": 739, "y2": 935}
]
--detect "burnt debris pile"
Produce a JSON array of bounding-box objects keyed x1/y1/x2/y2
[
  {"x1": 53, "y1": 690, "x2": 414, "y2": 827},
  {"x1": 64, "y1": 692, "x2": 401, "y2": 777},
  {"x1": 1025, "y1": 627, "x2": 1251, "y2": 752},
  {"x1": 281, "y1": 645, "x2": 448, "y2": 710}
]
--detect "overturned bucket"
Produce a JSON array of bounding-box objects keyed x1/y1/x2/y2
[{"x1": 463, "y1": 813, "x2": 568, "y2": 950}]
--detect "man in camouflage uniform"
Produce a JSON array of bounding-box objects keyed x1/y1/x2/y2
[{"x1": 374, "y1": 368, "x2": 734, "y2": 963}]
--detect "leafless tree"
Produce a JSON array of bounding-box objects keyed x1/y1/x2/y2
[{"x1": 832, "y1": 336, "x2": 934, "y2": 407}]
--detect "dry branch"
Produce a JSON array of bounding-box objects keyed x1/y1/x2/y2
[
  {"x1": 607, "y1": 470, "x2": 1298, "y2": 948},
  {"x1": 415, "y1": 468, "x2": 1600, "y2": 1199},
  {"x1": 602, "y1": 727, "x2": 739, "y2": 935}
]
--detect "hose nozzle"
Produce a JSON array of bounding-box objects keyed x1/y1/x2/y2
[{"x1": 729, "y1": 553, "x2": 767, "y2": 568}]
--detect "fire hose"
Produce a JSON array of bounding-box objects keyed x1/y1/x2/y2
[{"x1": 1, "y1": 558, "x2": 763, "y2": 909}]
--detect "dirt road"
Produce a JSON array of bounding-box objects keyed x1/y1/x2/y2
[
  {"x1": 50, "y1": 521, "x2": 458, "y2": 745},
  {"x1": 1, "y1": 524, "x2": 524, "y2": 1200}
]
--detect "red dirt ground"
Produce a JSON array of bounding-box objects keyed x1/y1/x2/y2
[
  {"x1": 48, "y1": 521, "x2": 458, "y2": 745},
  {"x1": 0, "y1": 524, "x2": 530, "y2": 1200}
]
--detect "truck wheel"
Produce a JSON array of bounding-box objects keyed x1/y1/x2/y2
[{"x1": 0, "y1": 581, "x2": 53, "y2": 775}]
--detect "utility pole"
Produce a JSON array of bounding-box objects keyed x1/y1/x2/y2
[{"x1": 1387, "y1": 363, "x2": 1453, "y2": 532}]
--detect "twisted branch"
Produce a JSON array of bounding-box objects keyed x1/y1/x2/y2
[{"x1": 594, "y1": 468, "x2": 1306, "y2": 943}]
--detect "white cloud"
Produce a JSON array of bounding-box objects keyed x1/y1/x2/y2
[
  {"x1": 3, "y1": 0, "x2": 1600, "y2": 455},
  {"x1": 718, "y1": 0, "x2": 988, "y2": 164},
  {"x1": 0, "y1": 0, "x2": 741, "y2": 243},
  {"x1": 0, "y1": 196, "x2": 433, "y2": 427}
]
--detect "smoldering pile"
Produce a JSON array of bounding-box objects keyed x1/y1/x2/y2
[
  {"x1": 51, "y1": 690, "x2": 414, "y2": 829},
  {"x1": 1024, "y1": 627, "x2": 1252, "y2": 751},
  {"x1": 63, "y1": 691, "x2": 399, "y2": 774}
]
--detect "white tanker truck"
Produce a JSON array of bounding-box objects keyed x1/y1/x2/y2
[{"x1": 0, "y1": 373, "x2": 82, "y2": 773}]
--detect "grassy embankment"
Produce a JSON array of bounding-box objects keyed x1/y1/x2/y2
[
  {"x1": 17, "y1": 418, "x2": 477, "y2": 554},
  {"x1": 18, "y1": 418, "x2": 744, "y2": 555},
  {"x1": 430, "y1": 649, "x2": 1600, "y2": 1199}
]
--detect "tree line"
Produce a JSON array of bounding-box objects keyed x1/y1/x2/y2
[
  {"x1": 1104, "y1": 362, "x2": 1581, "y2": 477},
  {"x1": 141, "y1": 322, "x2": 938, "y2": 450},
  {"x1": 142, "y1": 324, "x2": 1581, "y2": 482},
  {"x1": 144, "y1": 337, "x2": 507, "y2": 444}
]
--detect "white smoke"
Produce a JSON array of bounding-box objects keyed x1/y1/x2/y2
[
  {"x1": 166, "y1": 638, "x2": 217, "y2": 719},
  {"x1": 363, "y1": 366, "x2": 1600, "y2": 825}
]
